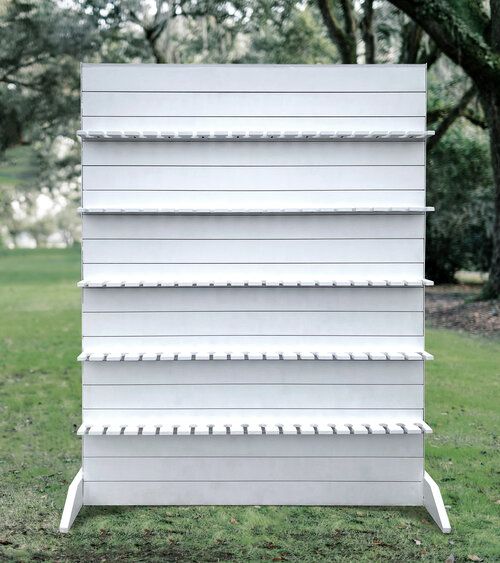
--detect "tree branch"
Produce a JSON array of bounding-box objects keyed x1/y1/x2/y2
[
  {"x1": 427, "y1": 85, "x2": 477, "y2": 151},
  {"x1": 420, "y1": 41, "x2": 441, "y2": 69},
  {"x1": 129, "y1": 1, "x2": 171, "y2": 63},
  {"x1": 388, "y1": 0, "x2": 499, "y2": 86},
  {"x1": 340, "y1": 0, "x2": 356, "y2": 39},
  {"x1": 399, "y1": 20, "x2": 422, "y2": 63},
  {"x1": 317, "y1": 0, "x2": 357, "y2": 63},
  {"x1": 462, "y1": 109, "x2": 487, "y2": 129}
]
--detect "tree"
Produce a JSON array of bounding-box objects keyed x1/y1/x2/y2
[
  {"x1": 317, "y1": 0, "x2": 373, "y2": 63},
  {"x1": 385, "y1": 1, "x2": 500, "y2": 296},
  {"x1": 427, "y1": 127, "x2": 494, "y2": 283}
]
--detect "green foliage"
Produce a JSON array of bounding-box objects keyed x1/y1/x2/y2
[
  {"x1": 0, "y1": 0, "x2": 496, "y2": 284},
  {"x1": 426, "y1": 126, "x2": 494, "y2": 282},
  {"x1": 0, "y1": 248, "x2": 499, "y2": 560},
  {"x1": 0, "y1": 0, "x2": 97, "y2": 148},
  {"x1": 0, "y1": 145, "x2": 37, "y2": 247},
  {"x1": 241, "y1": 1, "x2": 337, "y2": 63}
]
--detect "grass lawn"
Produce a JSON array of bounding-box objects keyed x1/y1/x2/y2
[{"x1": 0, "y1": 248, "x2": 499, "y2": 562}]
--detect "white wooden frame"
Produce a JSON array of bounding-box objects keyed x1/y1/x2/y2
[{"x1": 60, "y1": 64, "x2": 450, "y2": 534}]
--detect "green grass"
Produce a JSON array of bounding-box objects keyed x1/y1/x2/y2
[{"x1": 0, "y1": 248, "x2": 499, "y2": 562}]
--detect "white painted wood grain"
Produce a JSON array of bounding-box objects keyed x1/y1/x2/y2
[
  {"x1": 82, "y1": 142, "x2": 424, "y2": 166},
  {"x1": 82, "y1": 116, "x2": 426, "y2": 131},
  {"x1": 81, "y1": 189, "x2": 426, "y2": 208},
  {"x1": 82, "y1": 360, "x2": 424, "y2": 385},
  {"x1": 82, "y1": 92, "x2": 425, "y2": 117},
  {"x1": 83, "y1": 481, "x2": 423, "y2": 505},
  {"x1": 83, "y1": 434, "x2": 423, "y2": 457},
  {"x1": 82, "y1": 311, "x2": 423, "y2": 337},
  {"x1": 82, "y1": 164, "x2": 425, "y2": 190},
  {"x1": 82, "y1": 384, "x2": 423, "y2": 409},
  {"x1": 82, "y1": 239, "x2": 424, "y2": 264},
  {"x1": 84, "y1": 456, "x2": 422, "y2": 482},
  {"x1": 81, "y1": 64, "x2": 426, "y2": 92},
  {"x1": 81, "y1": 408, "x2": 424, "y2": 427},
  {"x1": 82, "y1": 262, "x2": 425, "y2": 280},
  {"x1": 82, "y1": 334, "x2": 424, "y2": 353},
  {"x1": 82, "y1": 214, "x2": 425, "y2": 240},
  {"x1": 82, "y1": 287, "x2": 424, "y2": 312}
]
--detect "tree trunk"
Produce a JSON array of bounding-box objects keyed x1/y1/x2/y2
[
  {"x1": 479, "y1": 88, "x2": 500, "y2": 297},
  {"x1": 361, "y1": 0, "x2": 375, "y2": 64}
]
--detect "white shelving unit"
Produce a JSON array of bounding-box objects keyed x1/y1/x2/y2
[{"x1": 60, "y1": 64, "x2": 450, "y2": 533}]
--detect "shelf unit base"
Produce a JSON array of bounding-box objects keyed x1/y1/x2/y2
[{"x1": 59, "y1": 467, "x2": 450, "y2": 533}]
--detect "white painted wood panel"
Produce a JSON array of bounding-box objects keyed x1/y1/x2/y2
[
  {"x1": 82, "y1": 360, "x2": 424, "y2": 385},
  {"x1": 82, "y1": 215, "x2": 425, "y2": 240},
  {"x1": 82, "y1": 312, "x2": 423, "y2": 336},
  {"x1": 82, "y1": 92, "x2": 425, "y2": 117},
  {"x1": 82, "y1": 239, "x2": 424, "y2": 264},
  {"x1": 82, "y1": 334, "x2": 424, "y2": 353},
  {"x1": 82, "y1": 408, "x2": 424, "y2": 427},
  {"x1": 82, "y1": 384, "x2": 423, "y2": 409},
  {"x1": 84, "y1": 457, "x2": 422, "y2": 482},
  {"x1": 83, "y1": 434, "x2": 423, "y2": 457},
  {"x1": 84, "y1": 481, "x2": 423, "y2": 505},
  {"x1": 82, "y1": 116, "x2": 426, "y2": 131},
  {"x1": 57, "y1": 64, "x2": 444, "y2": 531},
  {"x1": 82, "y1": 287, "x2": 423, "y2": 312},
  {"x1": 82, "y1": 189, "x2": 425, "y2": 208},
  {"x1": 82, "y1": 262, "x2": 425, "y2": 280},
  {"x1": 82, "y1": 164, "x2": 425, "y2": 190},
  {"x1": 81, "y1": 64, "x2": 426, "y2": 92},
  {"x1": 82, "y1": 142, "x2": 425, "y2": 166}
]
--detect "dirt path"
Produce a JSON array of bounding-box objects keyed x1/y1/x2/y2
[{"x1": 426, "y1": 285, "x2": 500, "y2": 336}]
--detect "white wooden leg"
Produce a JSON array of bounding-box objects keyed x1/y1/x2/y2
[
  {"x1": 423, "y1": 471, "x2": 451, "y2": 533},
  {"x1": 59, "y1": 468, "x2": 83, "y2": 533}
]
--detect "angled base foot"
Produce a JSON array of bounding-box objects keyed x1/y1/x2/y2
[
  {"x1": 423, "y1": 471, "x2": 451, "y2": 533},
  {"x1": 59, "y1": 468, "x2": 83, "y2": 533}
]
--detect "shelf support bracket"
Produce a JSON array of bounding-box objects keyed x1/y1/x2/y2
[
  {"x1": 59, "y1": 468, "x2": 83, "y2": 533},
  {"x1": 423, "y1": 471, "x2": 451, "y2": 533}
]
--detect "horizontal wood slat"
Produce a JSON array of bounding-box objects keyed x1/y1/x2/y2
[
  {"x1": 82, "y1": 214, "x2": 425, "y2": 240},
  {"x1": 82, "y1": 360, "x2": 424, "y2": 385},
  {"x1": 82, "y1": 190, "x2": 426, "y2": 209},
  {"x1": 82, "y1": 383, "x2": 423, "y2": 409},
  {"x1": 82, "y1": 165, "x2": 425, "y2": 190},
  {"x1": 81, "y1": 64, "x2": 426, "y2": 92},
  {"x1": 82, "y1": 92, "x2": 426, "y2": 117},
  {"x1": 81, "y1": 408, "x2": 424, "y2": 427},
  {"x1": 83, "y1": 457, "x2": 422, "y2": 482},
  {"x1": 82, "y1": 287, "x2": 424, "y2": 312},
  {"x1": 82, "y1": 116, "x2": 427, "y2": 132},
  {"x1": 83, "y1": 481, "x2": 423, "y2": 505},
  {"x1": 82, "y1": 266, "x2": 425, "y2": 285},
  {"x1": 82, "y1": 142, "x2": 425, "y2": 166},
  {"x1": 83, "y1": 434, "x2": 424, "y2": 457},
  {"x1": 82, "y1": 311, "x2": 423, "y2": 337},
  {"x1": 82, "y1": 336, "x2": 425, "y2": 354},
  {"x1": 82, "y1": 239, "x2": 424, "y2": 264}
]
